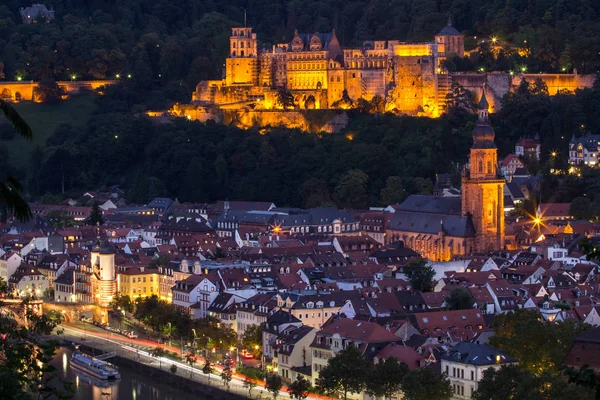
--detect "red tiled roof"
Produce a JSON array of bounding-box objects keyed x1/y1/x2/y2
[{"x1": 375, "y1": 343, "x2": 425, "y2": 369}]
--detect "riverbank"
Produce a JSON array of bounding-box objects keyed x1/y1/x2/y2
[
  {"x1": 54, "y1": 324, "x2": 290, "y2": 399},
  {"x1": 70, "y1": 342, "x2": 248, "y2": 400}
]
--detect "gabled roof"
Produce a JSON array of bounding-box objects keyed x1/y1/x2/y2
[
  {"x1": 317, "y1": 318, "x2": 398, "y2": 343},
  {"x1": 440, "y1": 342, "x2": 517, "y2": 366}
]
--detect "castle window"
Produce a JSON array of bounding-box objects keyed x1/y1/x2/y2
[{"x1": 478, "y1": 160, "x2": 483, "y2": 173}]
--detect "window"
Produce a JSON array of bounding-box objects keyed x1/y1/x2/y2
[{"x1": 471, "y1": 371, "x2": 474, "y2": 380}]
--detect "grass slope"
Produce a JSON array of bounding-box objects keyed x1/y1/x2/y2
[{"x1": 1, "y1": 93, "x2": 97, "y2": 170}]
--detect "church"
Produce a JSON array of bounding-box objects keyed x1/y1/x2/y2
[{"x1": 386, "y1": 92, "x2": 504, "y2": 261}]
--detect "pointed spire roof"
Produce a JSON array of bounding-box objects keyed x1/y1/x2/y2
[{"x1": 477, "y1": 91, "x2": 489, "y2": 110}]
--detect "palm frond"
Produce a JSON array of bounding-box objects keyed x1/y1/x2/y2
[
  {"x1": 0, "y1": 99, "x2": 32, "y2": 140},
  {"x1": 0, "y1": 178, "x2": 32, "y2": 222}
]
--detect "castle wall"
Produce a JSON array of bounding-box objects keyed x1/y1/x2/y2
[
  {"x1": 451, "y1": 73, "x2": 595, "y2": 113},
  {"x1": 225, "y1": 58, "x2": 258, "y2": 86},
  {"x1": 0, "y1": 80, "x2": 115, "y2": 102}
]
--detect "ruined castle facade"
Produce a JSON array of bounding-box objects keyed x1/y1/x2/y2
[{"x1": 193, "y1": 21, "x2": 465, "y2": 118}]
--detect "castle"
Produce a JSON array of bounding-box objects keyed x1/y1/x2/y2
[{"x1": 193, "y1": 19, "x2": 465, "y2": 118}]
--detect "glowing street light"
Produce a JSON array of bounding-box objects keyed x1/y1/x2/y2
[
  {"x1": 16, "y1": 76, "x2": 22, "y2": 81},
  {"x1": 115, "y1": 74, "x2": 121, "y2": 79},
  {"x1": 491, "y1": 36, "x2": 498, "y2": 44},
  {"x1": 71, "y1": 75, "x2": 77, "y2": 81},
  {"x1": 127, "y1": 74, "x2": 132, "y2": 79},
  {"x1": 521, "y1": 67, "x2": 527, "y2": 73},
  {"x1": 551, "y1": 151, "x2": 557, "y2": 158}
]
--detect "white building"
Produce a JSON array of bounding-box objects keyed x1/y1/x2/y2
[{"x1": 440, "y1": 342, "x2": 518, "y2": 399}]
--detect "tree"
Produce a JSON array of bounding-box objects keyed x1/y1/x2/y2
[
  {"x1": 162, "y1": 322, "x2": 176, "y2": 345},
  {"x1": 402, "y1": 367, "x2": 452, "y2": 400},
  {"x1": 473, "y1": 365, "x2": 545, "y2": 400},
  {"x1": 289, "y1": 376, "x2": 311, "y2": 400},
  {"x1": 202, "y1": 360, "x2": 214, "y2": 383},
  {"x1": 333, "y1": 169, "x2": 370, "y2": 209},
  {"x1": 316, "y1": 345, "x2": 371, "y2": 400},
  {"x1": 185, "y1": 353, "x2": 196, "y2": 378},
  {"x1": 151, "y1": 346, "x2": 166, "y2": 370},
  {"x1": 445, "y1": 288, "x2": 476, "y2": 310},
  {"x1": 243, "y1": 376, "x2": 258, "y2": 397},
  {"x1": 0, "y1": 276, "x2": 8, "y2": 295},
  {"x1": 488, "y1": 309, "x2": 589, "y2": 376},
  {"x1": 0, "y1": 97, "x2": 32, "y2": 222},
  {"x1": 242, "y1": 323, "x2": 264, "y2": 358},
  {"x1": 302, "y1": 178, "x2": 332, "y2": 208},
  {"x1": 445, "y1": 82, "x2": 475, "y2": 116},
  {"x1": 88, "y1": 202, "x2": 104, "y2": 225},
  {"x1": 266, "y1": 373, "x2": 283, "y2": 399},
  {"x1": 564, "y1": 365, "x2": 600, "y2": 400},
  {"x1": 276, "y1": 89, "x2": 295, "y2": 109},
  {"x1": 34, "y1": 78, "x2": 64, "y2": 103},
  {"x1": 380, "y1": 176, "x2": 405, "y2": 206},
  {"x1": 221, "y1": 365, "x2": 233, "y2": 390},
  {"x1": 45, "y1": 210, "x2": 76, "y2": 228},
  {"x1": 403, "y1": 259, "x2": 435, "y2": 292},
  {"x1": 569, "y1": 197, "x2": 593, "y2": 220},
  {"x1": 366, "y1": 357, "x2": 408, "y2": 400},
  {"x1": 170, "y1": 364, "x2": 177, "y2": 374}
]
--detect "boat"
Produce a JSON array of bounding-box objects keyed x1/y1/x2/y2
[
  {"x1": 70, "y1": 351, "x2": 121, "y2": 380},
  {"x1": 73, "y1": 369, "x2": 119, "y2": 388}
]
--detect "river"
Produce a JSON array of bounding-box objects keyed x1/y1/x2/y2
[{"x1": 50, "y1": 347, "x2": 197, "y2": 400}]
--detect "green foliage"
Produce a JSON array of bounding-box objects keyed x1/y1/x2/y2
[
  {"x1": 243, "y1": 376, "x2": 258, "y2": 396},
  {"x1": 237, "y1": 365, "x2": 266, "y2": 381},
  {"x1": 488, "y1": 309, "x2": 590, "y2": 376},
  {"x1": 0, "y1": 276, "x2": 8, "y2": 294},
  {"x1": 45, "y1": 210, "x2": 76, "y2": 228},
  {"x1": 366, "y1": 357, "x2": 408, "y2": 399},
  {"x1": 445, "y1": 288, "x2": 476, "y2": 310},
  {"x1": 569, "y1": 197, "x2": 593, "y2": 220},
  {"x1": 266, "y1": 373, "x2": 283, "y2": 399},
  {"x1": 109, "y1": 294, "x2": 134, "y2": 313},
  {"x1": 150, "y1": 346, "x2": 166, "y2": 369},
  {"x1": 276, "y1": 90, "x2": 295, "y2": 109},
  {"x1": 241, "y1": 323, "x2": 263, "y2": 358},
  {"x1": 403, "y1": 259, "x2": 435, "y2": 293},
  {"x1": 380, "y1": 176, "x2": 405, "y2": 206},
  {"x1": 474, "y1": 364, "x2": 595, "y2": 400},
  {"x1": 288, "y1": 376, "x2": 312, "y2": 400},
  {"x1": 316, "y1": 345, "x2": 371, "y2": 400},
  {"x1": 170, "y1": 364, "x2": 177, "y2": 374},
  {"x1": 39, "y1": 193, "x2": 63, "y2": 205},
  {"x1": 564, "y1": 365, "x2": 600, "y2": 400},
  {"x1": 202, "y1": 360, "x2": 214, "y2": 383},
  {"x1": 402, "y1": 367, "x2": 452, "y2": 400},
  {"x1": 34, "y1": 79, "x2": 65, "y2": 104},
  {"x1": 148, "y1": 255, "x2": 171, "y2": 269},
  {"x1": 221, "y1": 366, "x2": 233, "y2": 390},
  {"x1": 333, "y1": 169, "x2": 369, "y2": 209},
  {"x1": 0, "y1": 315, "x2": 72, "y2": 399},
  {"x1": 88, "y1": 202, "x2": 104, "y2": 225}
]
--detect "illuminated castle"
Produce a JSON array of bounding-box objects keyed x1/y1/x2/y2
[{"x1": 193, "y1": 21, "x2": 465, "y2": 117}]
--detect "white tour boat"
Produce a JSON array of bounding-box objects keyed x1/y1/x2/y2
[{"x1": 70, "y1": 351, "x2": 121, "y2": 380}]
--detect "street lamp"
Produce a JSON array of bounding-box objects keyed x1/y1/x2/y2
[{"x1": 230, "y1": 347, "x2": 239, "y2": 364}]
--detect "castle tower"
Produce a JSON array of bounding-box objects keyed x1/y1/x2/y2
[
  {"x1": 90, "y1": 236, "x2": 116, "y2": 308},
  {"x1": 461, "y1": 91, "x2": 505, "y2": 252},
  {"x1": 225, "y1": 27, "x2": 259, "y2": 86},
  {"x1": 435, "y1": 17, "x2": 464, "y2": 58}
]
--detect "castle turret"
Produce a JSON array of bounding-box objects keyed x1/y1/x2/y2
[
  {"x1": 435, "y1": 17, "x2": 464, "y2": 58},
  {"x1": 90, "y1": 236, "x2": 116, "y2": 308}
]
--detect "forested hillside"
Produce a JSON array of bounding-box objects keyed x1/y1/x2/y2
[
  {"x1": 0, "y1": 0, "x2": 599, "y2": 91},
  {"x1": 1, "y1": 1, "x2": 600, "y2": 208}
]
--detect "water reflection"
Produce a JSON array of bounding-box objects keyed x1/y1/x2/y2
[{"x1": 50, "y1": 347, "x2": 195, "y2": 400}]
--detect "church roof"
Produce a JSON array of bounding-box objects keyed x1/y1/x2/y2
[
  {"x1": 388, "y1": 211, "x2": 476, "y2": 238},
  {"x1": 477, "y1": 91, "x2": 489, "y2": 109},
  {"x1": 291, "y1": 32, "x2": 337, "y2": 51},
  {"x1": 437, "y1": 18, "x2": 462, "y2": 36},
  {"x1": 394, "y1": 195, "x2": 462, "y2": 215}
]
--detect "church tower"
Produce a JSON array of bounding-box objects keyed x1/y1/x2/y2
[
  {"x1": 90, "y1": 235, "x2": 116, "y2": 308},
  {"x1": 461, "y1": 91, "x2": 505, "y2": 252}
]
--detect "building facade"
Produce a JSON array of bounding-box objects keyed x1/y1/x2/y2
[{"x1": 192, "y1": 21, "x2": 463, "y2": 118}]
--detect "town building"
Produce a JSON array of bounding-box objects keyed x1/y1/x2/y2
[
  {"x1": 117, "y1": 266, "x2": 161, "y2": 300},
  {"x1": 20, "y1": 3, "x2": 55, "y2": 24},
  {"x1": 89, "y1": 239, "x2": 117, "y2": 308},
  {"x1": 569, "y1": 133, "x2": 600, "y2": 165},
  {"x1": 8, "y1": 263, "x2": 49, "y2": 297},
  {"x1": 440, "y1": 342, "x2": 517, "y2": 399},
  {"x1": 515, "y1": 134, "x2": 541, "y2": 160}
]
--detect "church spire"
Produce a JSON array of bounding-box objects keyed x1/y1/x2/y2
[{"x1": 447, "y1": 16, "x2": 453, "y2": 26}]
